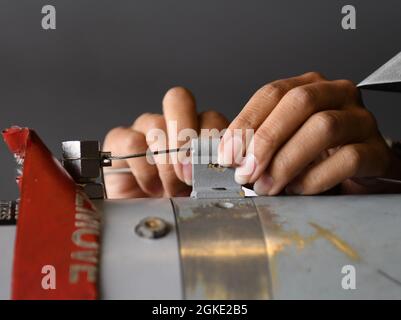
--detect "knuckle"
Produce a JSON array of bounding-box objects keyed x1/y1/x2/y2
[
  {"x1": 232, "y1": 113, "x2": 254, "y2": 130},
  {"x1": 343, "y1": 146, "x2": 362, "y2": 174},
  {"x1": 294, "y1": 177, "x2": 318, "y2": 196},
  {"x1": 313, "y1": 111, "x2": 341, "y2": 136},
  {"x1": 121, "y1": 131, "x2": 144, "y2": 152},
  {"x1": 200, "y1": 110, "x2": 229, "y2": 130},
  {"x1": 147, "y1": 114, "x2": 165, "y2": 129},
  {"x1": 304, "y1": 71, "x2": 326, "y2": 81},
  {"x1": 103, "y1": 126, "x2": 126, "y2": 149},
  {"x1": 200, "y1": 110, "x2": 225, "y2": 120},
  {"x1": 271, "y1": 154, "x2": 292, "y2": 180},
  {"x1": 257, "y1": 83, "x2": 287, "y2": 101},
  {"x1": 360, "y1": 109, "x2": 378, "y2": 130},
  {"x1": 286, "y1": 86, "x2": 316, "y2": 109},
  {"x1": 255, "y1": 124, "x2": 280, "y2": 148},
  {"x1": 338, "y1": 79, "x2": 357, "y2": 89},
  {"x1": 133, "y1": 112, "x2": 154, "y2": 126},
  {"x1": 134, "y1": 113, "x2": 164, "y2": 129},
  {"x1": 304, "y1": 174, "x2": 320, "y2": 191},
  {"x1": 337, "y1": 79, "x2": 359, "y2": 98}
]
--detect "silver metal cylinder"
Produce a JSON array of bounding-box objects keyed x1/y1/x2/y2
[{"x1": 1, "y1": 195, "x2": 401, "y2": 299}]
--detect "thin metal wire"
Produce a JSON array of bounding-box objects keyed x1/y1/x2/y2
[
  {"x1": 62, "y1": 147, "x2": 192, "y2": 162},
  {"x1": 376, "y1": 177, "x2": 401, "y2": 185},
  {"x1": 63, "y1": 146, "x2": 401, "y2": 186},
  {"x1": 107, "y1": 147, "x2": 191, "y2": 160}
]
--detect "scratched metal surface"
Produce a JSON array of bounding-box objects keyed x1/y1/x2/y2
[
  {"x1": 172, "y1": 197, "x2": 271, "y2": 300},
  {"x1": 1, "y1": 194, "x2": 401, "y2": 299},
  {"x1": 96, "y1": 198, "x2": 182, "y2": 300},
  {"x1": 254, "y1": 195, "x2": 401, "y2": 299}
]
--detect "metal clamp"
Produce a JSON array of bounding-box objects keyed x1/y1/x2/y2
[
  {"x1": 190, "y1": 138, "x2": 244, "y2": 199},
  {"x1": 62, "y1": 141, "x2": 111, "y2": 199}
]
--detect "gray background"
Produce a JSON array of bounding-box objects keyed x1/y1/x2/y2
[{"x1": 0, "y1": 0, "x2": 400, "y2": 199}]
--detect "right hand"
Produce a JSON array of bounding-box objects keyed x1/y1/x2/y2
[{"x1": 103, "y1": 87, "x2": 229, "y2": 199}]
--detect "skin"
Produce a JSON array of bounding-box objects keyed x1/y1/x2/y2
[
  {"x1": 104, "y1": 73, "x2": 401, "y2": 198},
  {"x1": 103, "y1": 87, "x2": 229, "y2": 198}
]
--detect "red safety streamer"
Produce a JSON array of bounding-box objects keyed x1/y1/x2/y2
[{"x1": 3, "y1": 127, "x2": 100, "y2": 300}]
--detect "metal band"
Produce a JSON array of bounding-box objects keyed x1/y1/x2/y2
[
  {"x1": 190, "y1": 138, "x2": 244, "y2": 199},
  {"x1": 172, "y1": 197, "x2": 271, "y2": 299}
]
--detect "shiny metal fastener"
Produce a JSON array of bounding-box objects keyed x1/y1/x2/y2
[{"x1": 135, "y1": 217, "x2": 170, "y2": 239}]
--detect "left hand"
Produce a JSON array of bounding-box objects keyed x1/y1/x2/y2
[{"x1": 103, "y1": 87, "x2": 229, "y2": 199}]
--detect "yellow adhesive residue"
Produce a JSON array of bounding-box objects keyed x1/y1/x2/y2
[
  {"x1": 259, "y1": 208, "x2": 361, "y2": 292},
  {"x1": 265, "y1": 229, "x2": 318, "y2": 257},
  {"x1": 262, "y1": 220, "x2": 319, "y2": 289},
  {"x1": 262, "y1": 214, "x2": 361, "y2": 262},
  {"x1": 207, "y1": 163, "x2": 226, "y2": 172},
  {"x1": 308, "y1": 222, "x2": 361, "y2": 262}
]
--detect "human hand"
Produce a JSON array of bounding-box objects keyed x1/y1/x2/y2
[
  {"x1": 103, "y1": 87, "x2": 228, "y2": 199},
  {"x1": 218, "y1": 72, "x2": 401, "y2": 195}
]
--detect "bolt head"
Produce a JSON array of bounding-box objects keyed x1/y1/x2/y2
[{"x1": 135, "y1": 217, "x2": 170, "y2": 239}]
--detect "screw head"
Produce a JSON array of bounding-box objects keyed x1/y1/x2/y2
[
  {"x1": 215, "y1": 201, "x2": 234, "y2": 209},
  {"x1": 135, "y1": 217, "x2": 170, "y2": 239}
]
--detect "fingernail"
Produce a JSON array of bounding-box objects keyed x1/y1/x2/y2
[
  {"x1": 253, "y1": 174, "x2": 274, "y2": 195},
  {"x1": 235, "y1": 153, "x2": 257, "y2": 185},
  {"x1": 217, "y1": 135, "x2": 243, "y2": 166},
  {"x1": 285, "y1": 184, "x2": 303, "y2": 195},
  {"x1": 182, "y1": 163, "x2": 192, "y2": 186}
]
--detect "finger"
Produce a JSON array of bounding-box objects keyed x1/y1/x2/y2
[
  {"x1": 218, "y1": 72, "x2": 325, "y2": 166},
  {"x1": 163, "y1": 87, "x2": 199, "y2": 183},
  {"x1": 103, "y1": 127, "x2": 148, "y2": 199},
  {"x1": 258, "y1": 143, "x2": 383, "y2": 196},
  {"x1": 199, "y1": 110, "x2": 229, "y2": 144},
  {"x1": 133, "y1": 113, "x2": 191, "y2": 196},
  {"x1": 236, "y1": 79, "x2": 360, "y2": 185},
  {"x1": 252, "y1": 108, "x2": 375, "y2": 195},
  {"x1": 199, "y1": 110, "x2": 229, "y2": 133},
  {"x1": 107, "y1": 126, "x2": 164, "y2": 197}
]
